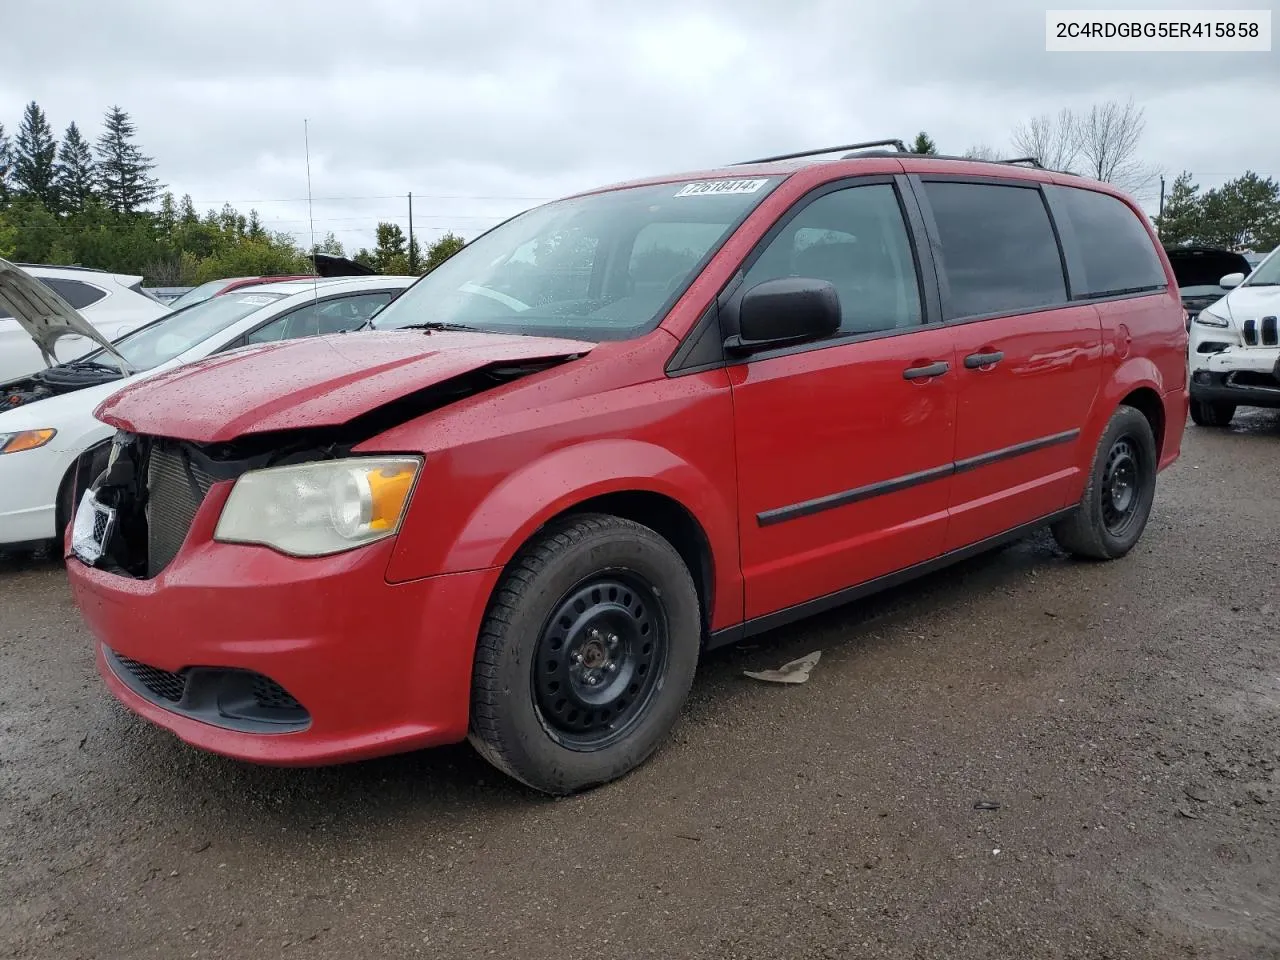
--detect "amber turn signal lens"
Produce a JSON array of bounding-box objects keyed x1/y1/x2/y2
[
  {"x1": 367, "y1": 464, "x2": 417, "y2": 531},
  {"x1": 0, "y1": 429, "x2": 57, "y2": 454}
]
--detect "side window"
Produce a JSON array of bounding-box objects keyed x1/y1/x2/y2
[
  {"x1": 741, "y1": 184, "x2": 922, "y2": 334},
  {"x1": 245, "y1": 292, "x2": 394, "y2": 345},
  {"x1": 922, "y1": 181, "x2": 1067, "y2": 319},
  {"x1": 41, "y1": 278, "x2": 108, "y2": 309},
  {"x1": 1053, "y1": 186, "x2": 1166, "y2": 297}
]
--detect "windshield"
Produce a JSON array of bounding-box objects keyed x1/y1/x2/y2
[
  {"x1": 1244, "y1": 248, "x2": 1280, "y2": 286},
  {"x1": 167, "y1": 278, "x2": 238, "y2": 310},
  {"x1": 91, "y1": 291, "x2": 287, "y2": 371},
  {"x1": 373, "y1": 177, "x2": 780, "y2": 340}
]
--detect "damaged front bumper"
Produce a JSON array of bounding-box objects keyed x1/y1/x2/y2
[{"x1": 1190, "y1": 347, "x2": 1280, "y2": 409}]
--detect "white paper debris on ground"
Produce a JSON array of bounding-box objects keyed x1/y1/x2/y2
[{"x1": 743, "y1": 651, "x2": 822, "y2": 684}]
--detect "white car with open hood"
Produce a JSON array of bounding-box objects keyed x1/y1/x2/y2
[
  {"x1": 0, "y1": 261, "x2": 417, "y2": 549},
  {"x1": 0, "y1": 263, "x2": 171, "y2": 383},
  {"x1": 1188, "y1": 245, "x2": 1280, "y2": 426}
]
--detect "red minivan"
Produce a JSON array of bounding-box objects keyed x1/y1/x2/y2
[{"x1": 66, "y1": 141, "x2": 1189, "y2": 794}]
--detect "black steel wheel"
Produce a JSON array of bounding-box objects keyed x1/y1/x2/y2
[
  {"x1": 469, "y1": 513, "x2": 700, "y2": 795},
  {"x1": 1052, "y1": 405, "x2": 1158, "y2": 561},
  {"x1": 1099, "y1": 436, "x2": 1145, "y2": 538},
  {"x1": 533, "y1": 574, "x2": 667, "y2": 750}
]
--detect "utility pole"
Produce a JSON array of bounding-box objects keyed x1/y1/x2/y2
[
  {"x1": 1157, "y1": 175, "x2": 1166, "y2": 236},
  {"x1": 407, "y1": 192, "x2": 417, "y2": 273}
]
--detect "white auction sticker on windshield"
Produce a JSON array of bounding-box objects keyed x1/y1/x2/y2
[
  {"x1": 674, "y1": 178, "x2": 769, "y2": 198},
  {"x1": 236, "y1": 295, "x2": 277, "y2": 305}
]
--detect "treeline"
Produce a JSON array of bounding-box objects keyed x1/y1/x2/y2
[
  {"x1": 0, "y1": 100, "x2": 466, "y2": 284},
  {"x1": 1154, "y1": 171, "x2": 1280, "y2": 251},
  {"x1": 910, "y1": 97, "x2": 1280, "y2": 252}
]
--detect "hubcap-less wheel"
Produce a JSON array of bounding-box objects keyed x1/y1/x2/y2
[
  {"x1": 1101, "y1": 437, "x2": 1142, "y2": 537},
  {"x1": 533, "y1": 574, "x2": 667, "y2": 751}
]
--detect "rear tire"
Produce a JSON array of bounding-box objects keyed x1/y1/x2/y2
[
  {"x1": 1189, "y1": 398, "x2": 1235, "y2": 427},
  {"x1": 1052, "y1": 405, "x2": 1158, "y2": 561},
  {"x1": 468, "y1": 513, "x2": 701, "y2": 795}
]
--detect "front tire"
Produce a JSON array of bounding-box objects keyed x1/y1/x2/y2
[
  {"x1": 1189, "y1": 398, "x2": 1235, "y2": 427},
  {"x1": 468, "y1": 513, "x2": 700, "y2": 795},
  {"x1": 1052, "y1": 405, "x2": 1158, "y2": 561}
]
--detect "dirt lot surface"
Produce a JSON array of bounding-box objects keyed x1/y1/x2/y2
[{"x1": 2, "y1": 414, "x2": 1278, "y2": 960}]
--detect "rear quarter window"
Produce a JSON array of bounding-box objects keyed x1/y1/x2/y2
[
  {"x1": 1051, "y1": 186, "x2": 1166, "y2": 297},
  {"x1": 40, "y1": 277, "x2": 109, "y2": 309},
  {"x1": 922, "y1": 181, "x2": 1067, "y2": 319}
]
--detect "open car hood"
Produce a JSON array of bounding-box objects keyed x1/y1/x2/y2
[
  {"x1": 95, "y1": 329, "x2": 594, "y2": 443},
  {"x1": 0, "y1": 258, "x2": 129, "y2": 371},
  {"x1": 1165, "y1": 247, "x2": 1253, "y2": 290}
]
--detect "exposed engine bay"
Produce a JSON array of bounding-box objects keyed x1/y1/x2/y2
[{"x1": 3, "y1": 360, "x2": 126, "y2": 410}]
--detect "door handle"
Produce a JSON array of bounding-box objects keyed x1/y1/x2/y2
[
  {"x1": 963, "y1": 350, "x2": 1005, "y2": 369},
  {"x1": 902, "y1": 360, "x2": 950, "y2": 381}
]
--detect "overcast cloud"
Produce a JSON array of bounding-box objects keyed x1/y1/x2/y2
[{"x1": 1, "y1": 0, "x2": 1275, "y2": 252}]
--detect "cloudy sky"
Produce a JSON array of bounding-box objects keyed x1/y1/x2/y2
[{"x1": 2, "y1": 0, "x2": 1275, "y2": 254}]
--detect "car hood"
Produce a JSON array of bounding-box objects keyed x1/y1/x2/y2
[
  {"x1": 1222, "y1": 285, "x2": 1280, "y2": 323},
  {"x1": 1166, "y1": 248, "x2": 1253, "y2": 288},
  {"x1": 0, "y1": 258, "x2": 129, "y2": 370},
  {"x1": 95, "y1": 329, "x2": 595, "y2": 443}
]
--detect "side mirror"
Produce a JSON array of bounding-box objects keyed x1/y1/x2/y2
[
  {"x1": 726, "y1": 277, "x2": 841, "y2": 355},
  {"x1": 1220, "y1": 272, "x2": 1245, "y2": 289}
]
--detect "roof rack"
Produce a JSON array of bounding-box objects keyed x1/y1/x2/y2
[
  {"x1": 734, "y1": 142, "x2": 1060, "y2": 171},
  {"x1": 735, "y1": 139, "x2": 909, "y2": 165}
]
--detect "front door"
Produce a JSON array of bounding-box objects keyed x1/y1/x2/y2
[
  {"x1": 914, "y1": 178, "x2": 1103, "y2": 551},
  {"x1": 727, "y1": 180, "x2": 959, "y2": 621}
]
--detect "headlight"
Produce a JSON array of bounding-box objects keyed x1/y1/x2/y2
[
  {"x1": 1194, "y1": 309, "x2": 1229, "y2": 328},
  {"x1": 214, "y1": 456, "x2": 421, "y2": 557},
  {"x1": 0, "y1": 429, "x2": 57, "y2": 454}
]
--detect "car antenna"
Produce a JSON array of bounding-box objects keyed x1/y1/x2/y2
[{"x1": 304, "y1": 118, "x2": 320, "y2": 304}]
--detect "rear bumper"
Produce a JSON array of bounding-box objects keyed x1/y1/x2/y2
[{"x1": 68, "y1": 537, "x2": 502, "y2": 765}]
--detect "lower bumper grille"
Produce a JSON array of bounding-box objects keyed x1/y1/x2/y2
[
  {"x1": 115, "y1": 654, "x2": 186, "y2": 702},
  {"x1": 104, "y1": 647, "x2": 310, "y2": 733}
]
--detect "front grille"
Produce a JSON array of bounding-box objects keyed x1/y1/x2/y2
[
  {"x1": 146, "y1": 445, "x2": 215, "y2": 577},
  {"x1": 1244, "y1": 319, "x2": 1258, "y2": 345},
  {"x1": 1263, "y1": 316, "x2": 1278, "y2": 346},
  {"x1": 114, "y1": 653, "x2": 187, "y2": 702},
  {"x1": 1227, "y1": 371, "x2": 1280, "y2": 391}
]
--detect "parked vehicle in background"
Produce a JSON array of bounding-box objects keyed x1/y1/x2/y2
[
  {"x1": 0, "y1": 270, "x2": 415, "y2": 550},
  {"x1": 1164, "y1": 246, "x2": 1255, "y2": 330},
  {"x1": 1187, "y1": 244, "x2": 1280, "y2": 426},
  {"x1": 65, "y1": 141, "x2": 1187, "y2": 795},
  {"x1": 0, "y1": 264, "x2": 170, "y2": 382},
  {"x1": 166, "y1": 275, "x2": 315, "y2": 311}
]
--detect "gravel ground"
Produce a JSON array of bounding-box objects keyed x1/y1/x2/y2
[{"x1": 1, "y1": 413, "x2": 1278, "y2": 960}]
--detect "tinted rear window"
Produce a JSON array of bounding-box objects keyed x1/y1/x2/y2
[
  {"x1": 923, "y1": 181, "x2": 1067, "y2": 319},
  {"x1": 41, "y1": 277, "x2": 108, "y2": 309},
  {"x1": 1054, "y1": 187, "x2": 1166, "y2": 297}
]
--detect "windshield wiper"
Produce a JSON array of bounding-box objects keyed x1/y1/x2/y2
[
  {"x1": 1244, "y1": 281, "x2": 1279, "y2": 287},
  {"x1": 392, "y1": 321, "x2": 488, "y2": 333}
]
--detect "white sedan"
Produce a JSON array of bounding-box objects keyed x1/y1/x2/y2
[{"x1": 0, "y1": 268, "x2": 417, "y2": 549}]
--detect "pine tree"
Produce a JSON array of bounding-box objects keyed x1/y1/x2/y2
[
  {"x1": 55, "y1": 122, "x2": 96, "y2": 211},
  {"x1": 1155, "y1": 172, "x2": 1203, "y2": 247},
  {"x1": 909, "y1": 132, "x2": 938, "y2": 155},
  {"x1": 13, "y1": 101, "x2": 59, "y2": 208},
  {"x1": 95, "y1": 106, "x2": 162, "y2": 214},
  {"x1": 0, "y1": 123, "x2": 11, "y2": 204}
]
